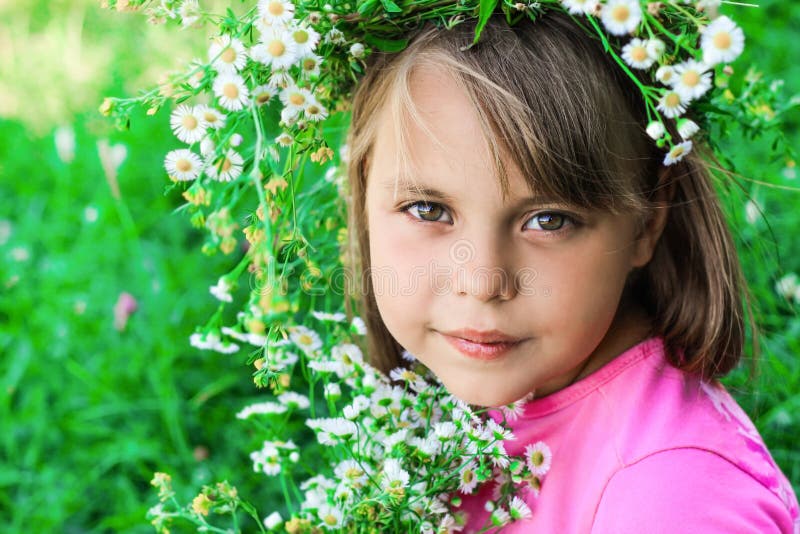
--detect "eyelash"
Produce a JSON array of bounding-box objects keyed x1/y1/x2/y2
[{"x1": 398, "y1": 201, "x2": 580, "y2": 236}]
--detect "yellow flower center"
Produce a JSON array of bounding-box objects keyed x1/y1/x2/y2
[
  {"x1": 631, "y1": 46, "x2": 647, "y2": 62},
  {"x1": 268, "y1": 1, "x2": 284, "y2": 16},
  {"x1": 223, "y1": 83, "x2": 239, "y2": 99},
  {"x1": 268, "y1": 40, "x2": 286, "y2": 57},
  {"x1": 682, "y1": 70, "x2": 700, "y2": 87},
  {"x1": 182, "y1": 115, "x2": 198, "y2": 130},
  {"x1": 221, "y1": 47, "x2": 237, "y2": 64},
  {"x1": 307, "y1": 104, "x2": 320, "y2": 115},
  {"x1": 176, "y1": 158, "x2": 192, "y2": 172},
  {"x1": 671, "y1": 146, "x2": 685, "y2": 158},
  {"x1": 611, "y1": 5, "x2": 630, "y2": 23},
  {"x1": 713, "y1": 31, "x2": 732, "y2": 50},
  {"x1": 256, "y1": 92, "x2": 271, "y2": 104},
  {"x1": 289, "y1": 93, "x2": 305, "y2": 106},
  {"x1": 303, "y1": 58, "x2": 317, "y2": 71},
  {"x1": 294, "y1": 29, "x2": 309, "y2": 44},
  {"x1": 531, "y1": 451, "x2": 544, "y2": 466},
  {"x1": 323, "y1": 514, "x2": 338, "y2": 526},
  {"x1": 219, "y1": 157, "x2": 232, "y2": 172},
  {"x1": 665, "y1": 92, "x2": 681, "y2": 108},
  {"x1": 463, "y1": 470, "x2": 474, "y2": 483},
  {"x1": 299, "y1": 334, "x2": 312, "y2": 345},
  {"x1": 204, "y1": 112, "x2": 218, "y2": 123},
  {"x1": 345, "y1": 467, "x2": 363, "y2": 479}
]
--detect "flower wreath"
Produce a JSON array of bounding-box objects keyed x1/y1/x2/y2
[{"x1": 101, "y1": 0, "x2": 795, "y2": 532}]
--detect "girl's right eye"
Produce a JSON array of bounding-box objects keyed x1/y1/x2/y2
[{"x1": 400, "y1": 201, "x2": 453, "y2": 224}]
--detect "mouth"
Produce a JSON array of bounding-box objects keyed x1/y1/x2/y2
[{"x1": 438, "y1": 331, "x2": 527, "y2": 361}]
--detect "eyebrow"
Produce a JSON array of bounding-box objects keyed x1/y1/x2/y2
[{"x1": 382, "y1": 180, "x2": 563, "y2": 207}]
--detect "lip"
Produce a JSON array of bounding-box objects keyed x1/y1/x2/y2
[
  {"x1": 439, "y1": 329, "x2": 527, "y2": 361},
  {"x1": 440, "y1": 328, "x2": 524, "y2": 344}
]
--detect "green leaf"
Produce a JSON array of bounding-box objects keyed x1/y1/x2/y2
[
  {"x1": 379, "y1": 0, "x2": 403, "y2": 14},
  {"x1": 357, "y1": 0, "x2": 380, "y2": 16},
  {"x1": 469, "y1": 0, "x2": 500, "y2": 49},
  {"x1": 364, "y1": 34, "x2": 409, "y2": 53}
]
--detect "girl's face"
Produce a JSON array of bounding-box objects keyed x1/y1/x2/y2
[{"x1": 365, "y1": 65, "x2": 662, "y2": 407}]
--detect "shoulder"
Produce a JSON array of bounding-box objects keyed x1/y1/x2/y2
[{"x1": 589, "y1": 447, "x2": 797, "y2": 534}]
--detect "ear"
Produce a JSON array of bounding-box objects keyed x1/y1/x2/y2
[{"x1": 630, "y1": 166, "x2": 675, "y2": 269}]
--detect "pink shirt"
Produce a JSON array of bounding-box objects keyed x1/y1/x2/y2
[{"x1": 459, "y1": 336, "x2": 800, "y2": 533}]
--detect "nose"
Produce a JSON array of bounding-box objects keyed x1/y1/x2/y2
[{"x1": 450, "y1": 236, "x2": 517, "y2": 302}]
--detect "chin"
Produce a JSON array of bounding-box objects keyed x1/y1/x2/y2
[{"x1": 443, "y1": 382, "x2": 522, "y2": 409}]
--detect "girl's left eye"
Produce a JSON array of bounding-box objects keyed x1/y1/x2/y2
[{"x1": 523, "y1": 212, "x2": 576, "y2": 233}]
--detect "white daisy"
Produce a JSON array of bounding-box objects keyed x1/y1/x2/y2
[
  {"x1": 701, "y1": 15, "x2": 745, "y2": 66},
  {"x1": 252, "y1": 84, "x2": 277, "y2": 106},
  {"x1": 288, "y1": 324, "x2": 322, "y2": 353},
  {"x1": 257, "y1": 0, "x2": 296, "y2": 26},
  {"x1": 263, "y1": 512, "x2": 283, "y2": 530},
  {"x1": 195, "y1": 105, "x2": 227, "y2": 130},
  {"x1": 250, "y1": 442, "x2": 282, "y2": 476},
  {"x1": 209, "y1": 277, "x2": 233, "y2": 302},
  {"x1": 289, "y1": 22, "x2": 320, "y2": 57},
  {"x1": 646, "y1": 120, "x2": 666, "y2": 140},
  {"x1": 280, "y1": 106, "x2": 301, "y2": 127},
  {"x1": 236, "y1": 401, "x2": 287, "y2": 419},
  {"x1": 381, "y1": 458, "x2": 410, "y2": 491},
  {"x1": 280, "y1": 84, "x2": 314, "y2": 113},
  {"x1": 323, "y1": 382, "x2": 341, "y2": 399},
  {"x1": 299, "y1": 54, "x2": 323, "y2": 78},
  {"x1": 622, "y1": 38, "x2": 655, "y2": 69},
  {"x1": 212, "y1": 73, "x2": 251, "y2": 111},
  {"x1": 351, "y1": 316, "x2": 367, "y2": 335},
  {"x1": 524, "y1": 441, "x2": 552, "y2": 477},
  {"x1": 560, "y1": 0, "x2": 599, "y2": 15},
  {"x1": 304, "y1": 100, "x2": 328, "y2": 122},
  {"x1": 199, "y1": 137, "x2": 215, "y2": 157},
  {"x1": 672, "y1": 60, "x2": 713, "y2": 101},
  {"x1": 509, "y1": 496, "x2": 532, "y2": 520},
  {"x1": 745, "y1": 199, "x2": 762, "y2": 225},
  {"x1": 600, "y1": 0, "x2": 641, "y2": 36},
  {"x1": 677, "y1": 118, "x2": 700, "y2": 139},
  {"x1": 311, "y1": 310, "x2": 347, "y2": 322},
  {"x1": 268, "y1": 67, "x2": 295, "y2": 89},
  {"x1": 278, "y1": 391, "x2": 310, "y2": 410},
  {"x1": 491, "y1": 506, "x2": 511, "y2": 527},
  {"x1": 663, "y1": 140, "x2": 693, "y2": 166},
  {"x1": 275, "y1": 132, "x2": 294, "y2": 146},
  {"x1": 349, "y1": 42, "x2": 365, "y2": 58},
  {"x1": 317, "y1": 505, "x2": 343, "y2": 529},
  {"x1": 170, "y1": 104, "x2": 207, "y2": 144},
  {"x1": 775, "y1": 273, "x2": 799, "y2": 299},
  {"x1": 458, "y1": 461, "x2": 479, "y2": 494},
  {"x1": 206, "y1": 149, "x2": 244, "y2": 182},
  {"x1": 164, "y1": 149, "x2": 202, "y2": 181},
  {"x1": 208, "y1": 35, "x2": 248, "y2": 74},
  {"x1": 252, "y1": 27, "x2": 298, "y2": 70},
  {"x1": 323, "y1": 28, "x2": 346, "y2": 45},
  {"x1": 334, "y1": 459, "x2": 369, "y2": 488},
  {"x1": 657, "y1": 90, "x2": 688, "y2": 118},
  {"x1": 655, "y1": 65, "x2": 677, "y2": 86},
  {"x1": 646, "y1": 38, "x2": 666, "y2": 61}
]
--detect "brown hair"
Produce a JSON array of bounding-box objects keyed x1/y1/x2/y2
[{"x1": 340, "y1": 11, "x2": 759, "y2": 381}]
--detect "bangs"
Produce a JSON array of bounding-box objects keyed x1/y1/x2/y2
[{"x1": 381, "y1": 13, "x2": 657, "y2": 215}]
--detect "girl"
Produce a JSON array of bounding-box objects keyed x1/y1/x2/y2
[{"x1": 342, "y1": 11, "x2": 800, "y2": 533}]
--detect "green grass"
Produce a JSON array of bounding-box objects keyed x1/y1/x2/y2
[{"x1": 0, "y1": 1, "x2": 798, "y2": 532}]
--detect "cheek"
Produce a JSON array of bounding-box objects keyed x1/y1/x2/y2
[
  {"x1": 367, "y1": 208, "x2": 434, "y2": 343},
  {"x1": 531, "y1": 239, "x2": 632, "y2": 328}
]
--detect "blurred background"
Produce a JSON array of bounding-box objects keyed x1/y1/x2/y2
[{"x1": 0, "y1": 0, "x2": 798, "y2": 532}]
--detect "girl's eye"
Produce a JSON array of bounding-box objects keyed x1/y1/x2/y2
[
  {"x1": 523, "y1": 212, "x2": 575, "y2": 233},
  {"x1": 401, "y1": 201, "x2": 453, "y2": 224}
]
